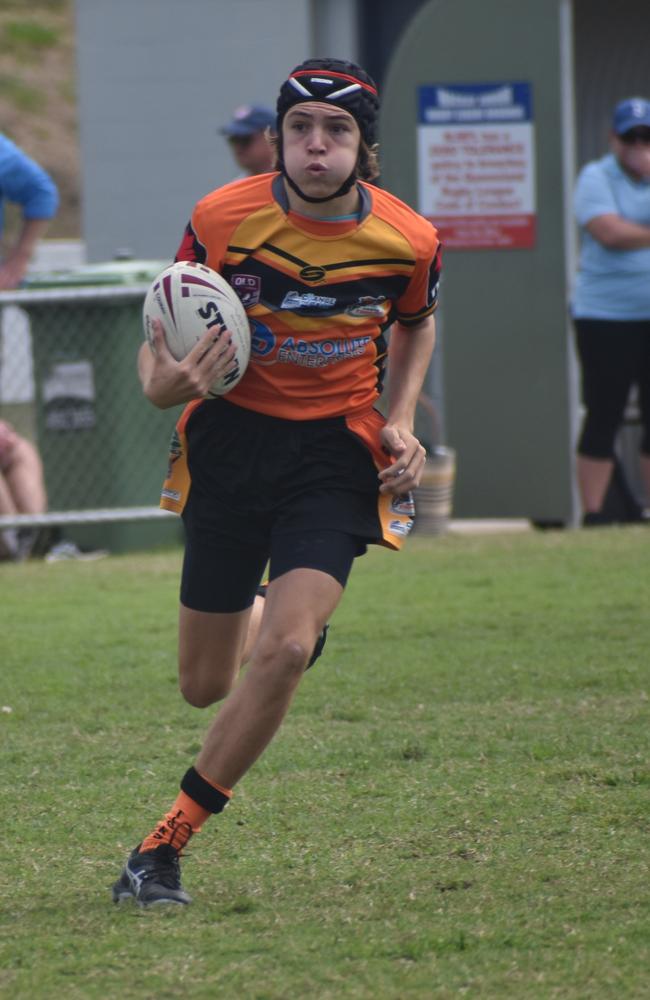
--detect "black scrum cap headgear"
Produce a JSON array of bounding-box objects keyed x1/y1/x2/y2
[{"x1": 276, "y1": 58, "x2": 380, "y2": 202}]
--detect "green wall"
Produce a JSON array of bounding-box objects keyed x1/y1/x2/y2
[{"x1": 381, "y1": 0, "x2": 576, "y2": 522}]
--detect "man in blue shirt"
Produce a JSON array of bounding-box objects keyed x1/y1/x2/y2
[
  {"x1": 0, "y1": 133, "x2": 58, "y2": 289},
  {"x1": 572, "y1": 97, "x2": 650, "y2": 525}
]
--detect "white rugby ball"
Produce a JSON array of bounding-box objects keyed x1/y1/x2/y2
[{"x1": 143, "y1": 260, "x2": 251, "y2": 396}]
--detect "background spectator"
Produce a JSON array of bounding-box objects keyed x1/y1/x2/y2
[
  {"x1": 0, "y1": 133, "x2": 58, "y2": 289},
  {"x1": 572, "y1": 97, "x2": 650, "y2": 526},
  {"x1": 218, "y1": 104, "x2": 276, "y2": 177}
]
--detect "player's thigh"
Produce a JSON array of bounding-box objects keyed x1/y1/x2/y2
[
  {"x1": 179, "y1": 496, "x2": 270, "y2": 705},
  {"x1": 178, "y1": 604, "x2": 253, "y2": 707},
  {"x1": 251, "y1": 567, "x2": 343, "y2": 677},
  {"x1": 254, "y1": 529, "x2": 359, "y2": 664}
]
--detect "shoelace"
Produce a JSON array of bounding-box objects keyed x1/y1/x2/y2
[{"x1": 140, "y1": 846, "x2": 185, "y2": 889}]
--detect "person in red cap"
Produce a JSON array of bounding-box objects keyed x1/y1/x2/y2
[
  {"x1": 113, "y1": 59, "x2": 441, "y2": 906},
  {"x1": 219, "y1": 104, "x2": 276, "y2": 176}
]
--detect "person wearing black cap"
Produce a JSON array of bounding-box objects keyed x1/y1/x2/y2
[
  {"x1": 114, "y1": 59, "x2": 441, "y2": 906},
  {"x1": 219, "y1": 104, "x2": 276, "y2": 176},
  {"x1": 572, "y1": 97, "x2": 650, "y2": 526}
]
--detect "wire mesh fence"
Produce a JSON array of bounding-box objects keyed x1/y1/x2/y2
[{"x1": 0, "y1": 283, "x2": 183, "y2": 552}]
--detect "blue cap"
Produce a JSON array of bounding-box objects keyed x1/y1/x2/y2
[
  {"x1": 612, "y1": 97, "x2": 650, "y2": 135},
  {"x1": 219, "y1": 104, "x2": 276, "y2": 137}
]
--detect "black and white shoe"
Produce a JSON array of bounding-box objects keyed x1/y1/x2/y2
[
  {"x1": 256, "y1": 583, "x2": 329, "y2": 670},
  {"x1": 112, "y1": 843, "x2": 192, "y2": 907}
]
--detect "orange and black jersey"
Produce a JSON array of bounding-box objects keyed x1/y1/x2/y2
[{"x1": 176, "y1": 172, "x2": 441, "y2": 421}]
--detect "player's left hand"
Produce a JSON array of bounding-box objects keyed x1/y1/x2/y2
[{"x1": 378, "y1": 424, "x2": 426, "y2": 495}]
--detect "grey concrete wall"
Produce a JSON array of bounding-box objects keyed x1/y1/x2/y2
[{"x1": 76, "y1": 0, "x2": 317, "y2": 262}]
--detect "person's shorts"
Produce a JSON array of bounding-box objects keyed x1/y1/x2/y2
[{"x1": 175, "y1": 398, "x2": 412, "y2": 613}]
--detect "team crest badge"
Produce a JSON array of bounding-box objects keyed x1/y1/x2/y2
[{"x1": 231, "y1": 274, "x2": 261, "y2": 307}]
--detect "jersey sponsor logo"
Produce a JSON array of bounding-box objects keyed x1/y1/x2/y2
[
  {"x1": 345, "y1": 295, "x2": 388, "y2": 318},
  {"x1": 249, "y1": 321, "x2": 371, "y2": 369},
  {"x1": 250, "y1": 320, "x2": 276, "y2": 358},
  {"x1": 299, "y1": 264, "x2": 327, "y2": 282},
  {"x1": 281, "y1": 290, "x2": 337, "y2": 310},
  {"x1": 231, "y1": 273, "x2": 261, "y2": 307},
  {"x1": 390, "y1": 495, "x2": 416, "y2": 516},
  {"x1": 276, "y1": 334, "x2": 371, "y2": 368}
]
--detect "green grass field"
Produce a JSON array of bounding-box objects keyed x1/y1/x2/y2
[{"x1": 2, "y1": 527, "x2": 649, "y2": 999}]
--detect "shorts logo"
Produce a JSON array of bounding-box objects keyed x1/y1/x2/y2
[
  {"x1": 389, "y1": 518, "x2": 414, "y2": 537},
  {"x1": 231, "y1": 274, "x2": 261, "y2": 307},
  {"x1": 346, "y1": 295, "x2": 387, "y2": 318},
  {"x1": 281, "y1": 290, "x2": 337, "y2": 311},
  {"x1": 390, "y1": 495, "x2": 415, "y2": 516},
  {"x1": 299, "y1": 264, "x2": 327, "y2": 282}
]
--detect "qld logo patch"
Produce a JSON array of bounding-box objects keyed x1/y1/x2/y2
[{"x1": 232, "y1": 274, "x2": 261, "y2": 307}]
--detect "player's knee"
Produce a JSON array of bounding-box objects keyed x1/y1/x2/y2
[
  {"x1": 257, "y1": 635, "x2": 311, "y2": 684},
  {"x1": 178, "y1": 662, "x2": 235, "y2": 708}
]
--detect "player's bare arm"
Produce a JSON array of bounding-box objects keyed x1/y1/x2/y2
[
  {"x1": 379, "y1": 315, "x2": 436, "y2": 495},
  {"x1": 138, "y1": 319, "x2": 237, "y2": 409}
]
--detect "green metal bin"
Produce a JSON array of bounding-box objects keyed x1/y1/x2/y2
[{"x1": 24, "y1": 260, "x2": 184, "y2": 553}]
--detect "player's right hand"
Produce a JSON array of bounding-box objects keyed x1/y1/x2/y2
[{"x1": 139, "y1": 319, "x2": 237, "y2": 408}]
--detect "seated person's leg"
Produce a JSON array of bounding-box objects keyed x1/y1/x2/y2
[
  {"x1": 2, "y1": 434, "x2": 47, "y2": 515},
  {"x1": 0, "y1": 469, "x2": 18, "y2": 559}
]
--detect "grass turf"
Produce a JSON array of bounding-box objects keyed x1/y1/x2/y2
[{"x1": 1, "y1": 527, "x2": 649, "y2": 998}]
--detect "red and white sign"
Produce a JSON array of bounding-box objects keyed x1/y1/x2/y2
[{"x1": 418, "y1": 83, "x2": 536, "y2": 250}]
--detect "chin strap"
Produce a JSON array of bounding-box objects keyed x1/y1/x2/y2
[{"x1": 282, "y1": 168, "x2": 357, "y2": 204}]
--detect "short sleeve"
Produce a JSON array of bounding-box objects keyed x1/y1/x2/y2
[
  {"x1": 0, "y1": 134, "x2": 58, "y2": 219},
  {"x1": 175, "y1": 222, "x2": 207, "y2": 263},
  {"x1": 574, "y1": 162, "x2": 618, "y2": 227},
  {"x1": 396, "y1": 239, "x2": 442, "y2": 327}
]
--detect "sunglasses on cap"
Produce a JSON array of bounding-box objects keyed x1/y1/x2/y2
[{"x1": 619, "y1": 127, "x2": 650, "y2": 145}]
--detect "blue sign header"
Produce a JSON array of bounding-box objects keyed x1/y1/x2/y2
[{"x1": 418, "y1": 82, "x2": 533, "y2": 125}]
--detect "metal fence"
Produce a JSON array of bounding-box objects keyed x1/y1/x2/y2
[{"x1": 0, "y1": 284, "x2": 183, "y2": 551}]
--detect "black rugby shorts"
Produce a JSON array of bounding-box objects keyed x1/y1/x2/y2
[{"x1": 180, "y1": 398, "x2": 382, "y2": 613}]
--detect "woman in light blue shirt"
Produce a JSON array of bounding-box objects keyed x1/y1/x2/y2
[{"x1": 572, "y1": 97, "x2": 650, "y2": 525}]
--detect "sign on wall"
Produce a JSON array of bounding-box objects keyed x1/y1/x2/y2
[{"x1": 417, "y1": 82, "x2": 536, "y2": 250}]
